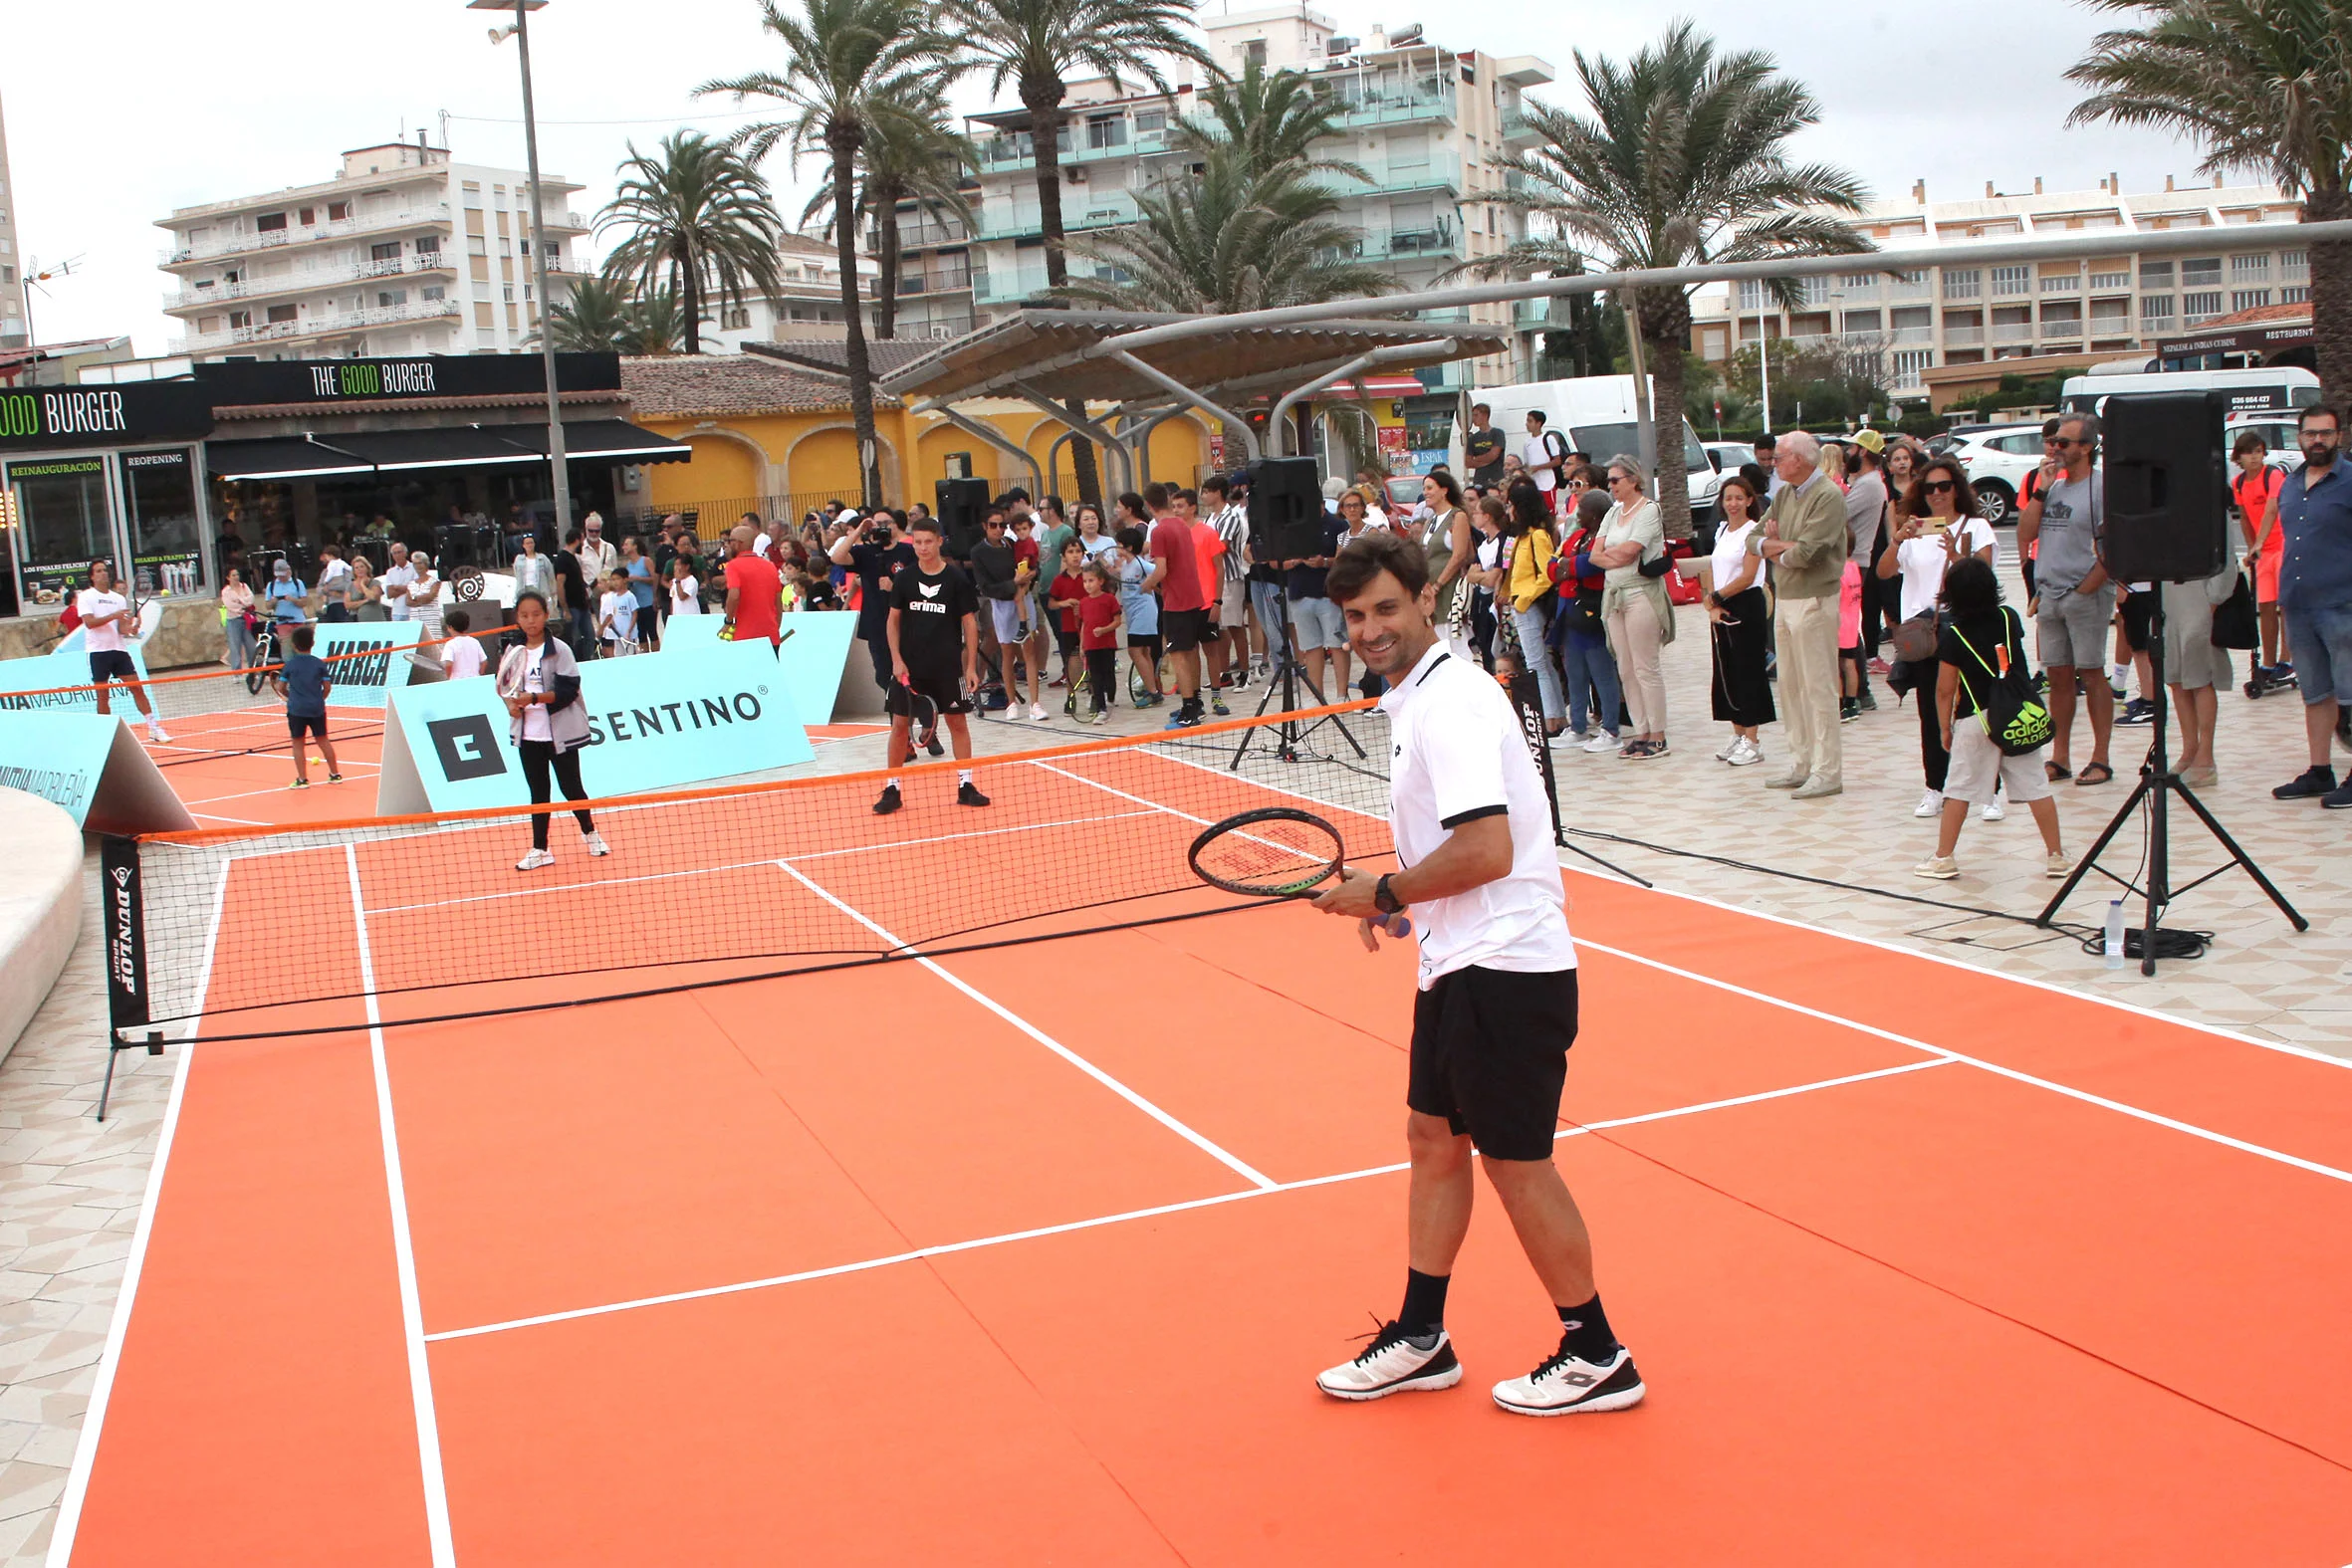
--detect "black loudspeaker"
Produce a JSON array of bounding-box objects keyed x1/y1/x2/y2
[
  {"x1": 1247, "y1": 457, "x2": 1324, "y2": 561},
  {"x1": 2101, "y1": 390, "x2": 2230, "y2": 582},
  {"x1": 935, "y1": 476, "x2": 990, "y2": 555}
]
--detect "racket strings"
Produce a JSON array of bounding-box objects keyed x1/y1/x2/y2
[{"x1": 1191, "y1": 812, "x2": 1344, "y2": 896}]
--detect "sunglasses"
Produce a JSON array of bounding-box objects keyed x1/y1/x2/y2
[
  {"x1": 2053, "y1": 437, "x2": 2091, "y2": 448},
  {"x1": 1923, "y1": 480, "x2": 1957, "y2": 494}
]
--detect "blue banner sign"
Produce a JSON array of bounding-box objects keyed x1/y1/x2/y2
[{"x1": 656, "y1": 609, "x2": 856, "y2": 723}]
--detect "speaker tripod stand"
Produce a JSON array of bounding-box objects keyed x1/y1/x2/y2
[
  {"x1": 1229, "y1": 641, "x2": 1365, "y2": 769},
  {"x1": 2036, "y1": 596, "x2": 2305, "y2": 972}
]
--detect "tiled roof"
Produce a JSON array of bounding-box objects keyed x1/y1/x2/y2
[
  {"x1": 619, "y1": 354, "x2": 886, "y2": 418},
  {"x1": 2197, "y1": 302, "x2": 2311, "y2": 329},
  {"x1": 744, "y1": 338, "x2": 947, "y2": 378}
]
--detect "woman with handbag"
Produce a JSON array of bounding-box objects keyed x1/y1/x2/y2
[
  {"x1": 1878, "y1": 457, "x2": 1997, "y2": 818},
  {"x1": 1586, "y1": 458, "x2": 1675, "y2": 759},
  {"x1": 218, "y1": 568, "x2": 259, "y2": 670},
  {"x1": 1705, "y1": 474, "x2": 1773, "y2": 766},
  {"x1": 1503, "y1": 480, "x2": 1568, "y2": 734}
]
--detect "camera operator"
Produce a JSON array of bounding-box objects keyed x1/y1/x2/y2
[{"x1": 832, "y1": 508, "x2": 919, "y2": 696}]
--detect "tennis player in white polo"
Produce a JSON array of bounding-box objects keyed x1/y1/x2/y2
[{"x1": 1309, "y1": 530, "x2": 1642, "y2": 1417}]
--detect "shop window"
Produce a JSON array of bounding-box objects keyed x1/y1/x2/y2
[
  {"x1": 5, "y1": 456, "x2": 114, "y2": 609},
  {"x1": 121, "y1": 450, "x2": 204, "y2": 597}
]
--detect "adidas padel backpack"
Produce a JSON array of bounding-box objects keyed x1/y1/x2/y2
[{"x1": 1951, "y1": 605, "x2": 2053, "y2": 757}]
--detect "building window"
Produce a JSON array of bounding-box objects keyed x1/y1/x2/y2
[
  {"x1": 502, "y1": 285, "x2": 515, "y2": 303},
  {"x1": 2232, "y1": 289, "x2": 2272, "y2": 312},
  {"x1": 2282, "y1": 286, "x2": 2310, "y2": 304},
  {"x1": 1838, "y1": 273, "x2": 1879, "y2": 291},
  {"x1": 376, "y1": 291, "x2": 407, "y2": 309},
  {"x1": 721, "y1": 305, "x2": 751, "y2": 330},
  {"x1": 2231, "y1": 253, "x2": 2270, "y2": 281},
  {"x1": 256, "y1": 212, "x2": 288, "y2": 233},
  {"x1": 371, "y1": 241, "x2": 401, "y2": 262},
  {"x1": 1991, "y1": 265, "x2": 2029, "y2": 296},
  {"x1": 2088, "y1": 270, "x2": 2130, "y2": 290},
  {"x1": 1891, "y1": 348, "x2": 1932, "y2": 383},
  {"x1": 1245, "y1": 38, "x2": 1267, "y2": 67},
  {"x1": 415, "y1": 234, "x2": 440, "y2": 256},
  {"x1": 1134, "y1": 110, "x2": 1166, "y2": 133},
  {"x1": 2282, "y1": 249, "x2": 2308, "y2": 280},
  {"x1": 2040, "y1": 272, "x2": 2080, "y2": 293},
  {"x1": 421, "y1": 286, "x2": 445, "y2": 301},
  {"x1": 468, "y1": 235, "x2": 488, "y2": 256},
  {"x1": 2139, "y1": 261, "x2": 2174, "y2": 289},
  {"x1": 328, "y1": 201, "x2": 350, "y2": 222},
  {"x1": 298, "y1": 207, "x2": 315, "y2": 226},
  {"x1": 1840, "y1": 309, "x2": 1881, "y2": 335},
  {"x1": 2182, "y1": 290, "x2": 2224, "y2": 324},
  {"x1": 2140, "y1": 294, "x2": 2175, "y2": 326},
  {"x1": 2181, "y1": 257, "x2": 2223, "y2": 288},
  {"x1": 266, "y1": 304, "x2": 298, "y2": 324},
  {"x1": 1943, "y1": 268, "x2": 1982, "y2": 300}
]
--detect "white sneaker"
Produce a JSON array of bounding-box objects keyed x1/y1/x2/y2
[
  {"x1": 1583, "y1": 732, "x2": 1618, "y2": 755},
  {"x1": 1981, "y1": 797, "x2": 2005, "y2": 822},
  {"x1": 1491, "y1": 1340, "x2": 1644, "y2": 1417},
  {"x1": 147, "y1": 723, "x2": 173, "y2": 744},
  {"x1": 1913, "y1": 854, "x2": 1960, "y2": 880},
  {"x1": 998, "y1": 705, "x2": 1024, "y2": 721},
  {"x1": 1029, "y1": 701, "x2": 1048, "y2": 721},
  {"x1": 584, "y1": 831, "x2": 610, "y2": 857},
  {"x1": 1913, "y1": 789, "x2": 1946, "y2": 818},
  {"x1": 1315, "y1": 1323, "x2": 1463, "y2": 1402},
  {"x1": 1726, "y1": 737, "x2": 1763, "y2": 768},
  {"x1": 1714, "y1": 737, "x2": 1740, "y2": 762},
  {"x1": 515, "y1": 847, "x2": 555, "y2": 872}
]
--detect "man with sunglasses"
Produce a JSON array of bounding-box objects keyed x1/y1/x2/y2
[
  {"x1": 2271, "y1": 404, "x2": 2352, "y2": 806},
  {"x1": 2016, "y1": 412, "x2": 2115, "y2": 786}
]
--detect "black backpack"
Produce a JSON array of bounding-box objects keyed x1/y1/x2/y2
[{"x1": 1951, "y1": 606, "x2": 2054, "y2": 757}]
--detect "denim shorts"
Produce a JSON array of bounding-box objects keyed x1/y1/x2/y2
[
  {"x1": 2287, "y1": 601, "x2": 2352, "y2": 706},
  {"x1": 1290, "y1": 595, "x2": 1347, "y2": 651}
]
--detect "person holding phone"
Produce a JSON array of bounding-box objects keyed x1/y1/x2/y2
[{"x1": 1879, "y1": 458, "x2": 1997, "y2": 819}]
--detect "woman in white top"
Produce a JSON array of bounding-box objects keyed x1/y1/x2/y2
[
  {"x1": 1419, "y1": 471, "x2": 1476, "y2": 662},
  {"x1": 1072, "y1": 503, "x2": 1118, "y2": 564},
  {"x1": 1704, "y1": 474, "x2": 1773, "y2": 766},
  {"x1": 1469, "y1": 496, "x2": 1508, "y2": 666},
  {"x1": 218, "y1": 568, "x2": 258, "y2": 670},
  {"x1": 1877, "y1": 457, "x2": 1998, "y2": 818},
  {"x1": 668, "y1": 556, "x2": 703, "y2": 616},
  {"x1": 1585, "y1": 457, "x2": 1673, "y2": 759},
  {"x1": 406, "y1": 553, "x2": 445, "y2": 639},
  {"x1": 498, "y1": 589, "x2": 605, "y2": 872}
]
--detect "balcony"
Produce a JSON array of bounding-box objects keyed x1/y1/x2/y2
[
  {"x1": 1513, "y1": 299, "x2": 1555, "y2": 330},
  {"x1": 1340, "y1": 223, "x2": 1461, "y2": 265},
  {"x1": 1889, "y1": 326, "x2": 1935, "y2": 345},
  {"x1": 163, "y1": 252, "x2": 458, "y2": 314},
  {"x1": 1991, "y1": 322, "x2": 2035, "y2": 343},
  {"x1": 974, "y1": 191, "x2": 1141, "y2": 242},
  {"x1": 1330, "y1": 83, "x2": 1457, "y2": 130},
  {"x1": 971, "y1": 270, "x2": 1049, "y2": 306},
  {"x1": 1500, "y1": 108, "x2": 1543, "y2": 144},
  {"x1": 163, "y1": 203, "x2": 455, "y2": 265},
  {"x1": 1323, "y1": 149, "x2": 1464, "y2": 200},
  {"x1": 1942, "y1": 326, "x2": 1986, "y2": 346},
  {"x1": 168, "y1": 298, "x2": 463, "y2": 355},
  {"x1": 871, "y1": 218, "x2": 970, "y2": 251},
  {"x1": 895, "y1": 267, "x2": 973, "y2": 297},
  {"x1": 2039, "y1": 319, "x2": 2084, "y2": 340},
  {"x1": 976, "y1": 124, "x2": 1177, "y2": 175}
]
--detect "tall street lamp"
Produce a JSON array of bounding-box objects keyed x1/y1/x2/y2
[{"x1": 473, "y1": 0, "x2": 572, "y2": 545}]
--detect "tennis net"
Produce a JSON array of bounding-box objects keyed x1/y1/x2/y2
[{"x1": 108, "y1": 703, "x2": 1403, "y2": 1043}]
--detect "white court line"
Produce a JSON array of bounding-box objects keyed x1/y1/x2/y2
[
  {"x1": 48, "y1": 855, "x2": 232, "y2": 1567},
  {"x1": 1575, "y1": 938, "x2": 2352, "y2": 1187},
  {"x1": 179, "y1": 771, "x2": 382, "y2": 810},
  {"x1": 776, "y1": 859, "x2": 1277, "y2": 1191},
  {"x1": 359, "y1": 808, "x2": 1157, "y2": 918},
  {"x1": 426, "y1": 1056, "x2": 1953, "y2": 1342},
  {"x1": 346, "y1": 846, "x2": 457, "y2": 1568},
  {"x1": 190, "y1": 811, "x2": 269, "y2": 827}
]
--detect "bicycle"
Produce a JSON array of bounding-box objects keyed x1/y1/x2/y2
[{"x1": 245, "y1": 620, "x2": 288, "y2": 696}]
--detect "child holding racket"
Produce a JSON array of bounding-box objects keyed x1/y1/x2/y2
[{"x1": 1305, "y1": 528, "x2": 1642, "y2": 1419}]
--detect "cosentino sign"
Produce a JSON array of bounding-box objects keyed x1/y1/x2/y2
[{"x1": 0, "y1": 381, "x2": 213, "y2": 453}]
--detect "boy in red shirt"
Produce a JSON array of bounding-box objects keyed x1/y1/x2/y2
[
  {"x1": 1076, "y1": 558, "x2": 1124, "y2": 724},
  {"x1": 1146, "y1": 481, "x2": 1210, "y2": 727},
  {"x1": 1046, "y1": 538, "x2": 1087, "y2": 694}
]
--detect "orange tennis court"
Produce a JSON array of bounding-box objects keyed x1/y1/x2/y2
[{"x1": 50, "y1": 721, "x2": 2352, "y2": 1566}]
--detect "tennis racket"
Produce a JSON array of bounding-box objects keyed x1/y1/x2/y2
[
  {"x1": 893, "y1": 680, "x2": 940, "y2": 753},
  {"x1": 1187, "y1": 807, "x2": 1410, "y2": 936}
]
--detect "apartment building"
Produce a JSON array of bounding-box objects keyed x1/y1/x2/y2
[
  {"x1": 699, "y1": 231, "x2": 880, "y2": 352},
  {"x1": 0, "y1": 91, "x2": 25, "y2": 348},
  {"x1": 960, "y1": 2, "x2": 1553, "y2": 395},
  {"x1": 869, "y1": 178, "x2": 981, "y2": 342},
  {"x1": 1688, "y1": 176, "x2": 2310, "y2": 399},
  {"x1": 155, "y1": 136, "x2": 588, "y2": 360}
]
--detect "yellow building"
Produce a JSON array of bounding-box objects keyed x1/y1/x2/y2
[{"x1": 619, "y1": 348, "x2": 1214, "y2": 523}]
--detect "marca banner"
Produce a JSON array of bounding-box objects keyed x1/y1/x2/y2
[
  {"x1": 0, "y1": 712, "x2": 195, "y2": 832},
  {"x1": 310, "y1": 621, "x2": 424, "y2": 709},
  {"x1": 657, "y1": 609, "x2": 856, "y2": 723},
  {"x1": 0, "y1": 642, "x2": 154, "y2": 713},
  {"x1": 376, "y1": 637, "x2": 816, "y2": 814}
]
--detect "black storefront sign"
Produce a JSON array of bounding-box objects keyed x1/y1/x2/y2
[
  {"x1": 194, "y1": 352, "x2": 620, "y2": 408},
  {"x1": 0, "y1": 382, "x2": 213, "y2": 454}
]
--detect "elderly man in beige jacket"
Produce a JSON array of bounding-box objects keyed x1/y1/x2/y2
[{"x1": 1750, "y1": 431, "x2": 1850, "y2": 797}]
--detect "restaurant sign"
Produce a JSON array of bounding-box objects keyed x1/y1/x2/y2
[
  {"x1": 0, "y1": 382, "x2": 213, "y2": 454},
  {"x1": 196, "y1": 352, "x2": 621, "y2": 408}
]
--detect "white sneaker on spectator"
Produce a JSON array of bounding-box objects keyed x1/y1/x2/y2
[
  {"x1": 1981, "y1": 797, "x2": 2005, "y2": 822},
  {"x1": 515, "y1": 847, "x2": 555, "y2": 872},
  {"x1": 1029, "y1": 701, "x2": 1048, "y2": 721},
  {"x1": 2045, "y1": 849, "x2": 2071, "y2": 878},
  {"x1": 1913, "y1": 789, "x2": 1945, "y2": 818},
  {"x1": 1726, "y1": 738, "x2": 1763, "y2": 768},
  {"x1": 1913, "y1": 854, "x2": 1960, "y2": 880},
  {"x1": 584, "y1": 831, "x2": 610, "y2": 857},
  {"x1": 1714, "y1": 737, "x2": 1741, "y2": 762},
  {"x1": 1583, "y1": 732, "x2": 1618, "y2": 755}
]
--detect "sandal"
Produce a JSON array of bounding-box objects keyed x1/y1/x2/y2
[
  {"x1": 2044, "y1": 762, "x2": 2073, "y2": 783},
  {"x1": 2076, "y1": 762, "x2": 2114, "y2": 786}
]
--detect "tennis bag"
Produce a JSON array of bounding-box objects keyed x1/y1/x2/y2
[{"x1": 1952, "y1": 606, "x2": 2054, "y2": 757}]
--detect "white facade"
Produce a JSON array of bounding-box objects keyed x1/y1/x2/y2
[
  {"x1": 1688, "y1": 176, "x2": 2310, "y2": 397},
  {"x1": 155, "y1": 139, "x2": 588, "y2": 360},
  {"x1": 963, "y1": 2, "x2": 1553, "y2": 390},
  {"x1": 697, "y1": 232, "x2": 881, "y2": 353},
  {"x1": 0, "y1": 90, "x2": 25, "y2": 348}
]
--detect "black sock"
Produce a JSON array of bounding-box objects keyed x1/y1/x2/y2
[
  {"x1": 1557, "y1": 1293, "x2": 1618, "y2": 1362},
  {"x1": 1400, "y1": 1269, "x2": 1450, "y2": 1336}
]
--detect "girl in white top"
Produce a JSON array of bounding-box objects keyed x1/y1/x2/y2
[
  {"x1": 1584, "y1": 459, "x2": 1671, "y2": 758},
  {"x1": 1876, "y1": 457, "x2": 1999, "y2": 819},
  {"x1": 668, "y1": 558, "x2": 703, "y2": 616},
  {"x1": 1705, "y1": 474, "x2": 1771, "y2": 765}
]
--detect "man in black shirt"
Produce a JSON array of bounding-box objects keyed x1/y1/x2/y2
[
  {"x1": 556, "y1": 529, "x2": 592, "y2": 652},
  {"x1": 966, "y1": 509, "x2": 1027, "y2": 716},
  {"x1": 1464, "y1": 403, "x2": 1506, "y2": 488},
  {"x1": 879, "y1": 515, "x2": 988, "y2": 813},
  {"x1": 829, "y1": 509, "x2": 919, "y2": 694}
]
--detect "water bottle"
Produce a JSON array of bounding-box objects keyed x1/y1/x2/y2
[{"x1": 2104, "y1": 901, "x2": 2125, "y2": 970}]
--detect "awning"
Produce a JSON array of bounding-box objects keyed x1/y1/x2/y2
[
  {"x1": 325, "y1": 428, "x2": 544, "y2": 472},
  {"x1": 204, "y1": 436, "x2": 374, "y2": 481},
  {"x1": 496, "y1": 418, "x2": 694, "y2": 464}
]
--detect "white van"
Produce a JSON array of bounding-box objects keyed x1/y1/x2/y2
[
  {"x1": 1474, "y1": 375, "x2": 1721, "y2": 517},
  {"x1": 2060, "y1": 363, "x2": 2320, "y2": 418}
]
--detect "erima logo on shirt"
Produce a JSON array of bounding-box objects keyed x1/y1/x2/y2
[{"x1": 919, "y1": 581, "x2": 942, "y2": 598}]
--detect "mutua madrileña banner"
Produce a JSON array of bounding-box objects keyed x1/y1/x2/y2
[
  {"x1": 375, "y1": 637, "x2": 815, "y2": 814},
  {"x1": 0, "y1": 642, "x2": 154, "y2": 713},
  {"x1": 311, "y1": 621, "x2": 424, "y2": 710}
]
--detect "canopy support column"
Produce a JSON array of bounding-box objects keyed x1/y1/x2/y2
[
  {"x1": 1100, "y1": 350, "x2": 1262, "y2": 464},
  {"x1": 1268, "y1": 338, "x2": 1456, "y2": 458},
  {"x1": 915, "y1": 401, "x2": 1045, "y2": 498}
]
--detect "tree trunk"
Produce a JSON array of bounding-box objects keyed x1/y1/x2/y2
[
  {"x1": 678, "y1": 237, "x2": 703, "y2": 356},
  {"x1": 830, "y1": 131, "x2": 882, "y2": 509},
  {"x1": 874, "y1": 179, "x2": 903, "y2": 340},
  {"x1": 1024, "y1": 76, "x2": 1101, "y2": 506},
  {"x1": 2308, "y1": 186, "x2": 2352, "y2": 408},
  {"x1": 1641, "y1": 286, "x2": 1695, "y2": 542}
]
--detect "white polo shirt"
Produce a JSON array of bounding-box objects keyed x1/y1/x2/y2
[{"x1": 1379, "y1": 641, "x2": 1577, "y2": 990}]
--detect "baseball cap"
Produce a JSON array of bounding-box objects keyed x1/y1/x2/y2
[{"x1": 1852, "y1": 429, "x2": 1886, "y2": 455}]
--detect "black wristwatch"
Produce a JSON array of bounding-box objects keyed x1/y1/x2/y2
[{"x1": 1373, "y1": 873, "x2": 1403, "y2": 915}]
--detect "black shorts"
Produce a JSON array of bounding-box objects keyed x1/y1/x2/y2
[
  {"x1": 1409, "y1": 966, "x2": 1578, "y2": 1161},
  {"x1": 88, "y1": 649, "x2": 138, "y2": 684},
  {"x1": 288, "y1": 713, "x2": 328, "y2": 742},
  {"x1": 1126, "y1": 632, "x2": 1162, "y2": 657},
  {"x1": 2118, "y1": 588, "x2": 2154, "y2": 654},
  {"x1": 1162, "y1": 606, "x2": 1210, "y2": 653},
  {"x1": 888, "y1": 658, "x2": 971, "y2": 718}
]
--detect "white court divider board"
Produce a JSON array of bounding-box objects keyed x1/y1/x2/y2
[
  {"x1": 375, "y1": 637, "x2": 818, "y2": 815},
  {"x1": 0, "y1": 712, "x2": 195, "y2": 834},
  {"x1": 656, "y1": 610, "x2": 858, "y2": 723},
  {"x1": 0, "y1": 641, "x2": 154, "y2": 712}
]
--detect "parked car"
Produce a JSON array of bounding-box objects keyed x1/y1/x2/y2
[
  {"x1": 1702, "y1": 440, "x2": 1758, "y2": 477},
  {"x1": 1938, "y1": 422, "x2": 2048, "y2": 522}
]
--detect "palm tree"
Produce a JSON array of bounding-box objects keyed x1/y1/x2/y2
[
  {"x1": 704, "y1": 0, "x2": 962, "y2": 506},
  {"x1": 798, "y1": 88, "x2": 976, "y2": 339},
  {"x1": 2066, "y1": 0, "x2": 2352, "y2": 403},
  {"x1": 1477, "y1": 22, "x2": 1870, "y2": 538},
  {"x1": 1059, "y1": 147, "x2": 1394, "y2": 312},
  {"x1": 943, "y1": 0, "x2": 1214, "y2": 502},
  {"x1": 541, "y1": 278, "x2": 686, "y2": 354},
  {"x1": 597, "y1": 130, "x2": 788, "y2": 355},
  {"x1": 1174, "y1": 59, "x2": 1365, "y2": 182}
]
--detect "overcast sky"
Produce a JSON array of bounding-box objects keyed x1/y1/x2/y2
[{"x1": 5, "y1": 0, "x2": 2219, "y2": 355}]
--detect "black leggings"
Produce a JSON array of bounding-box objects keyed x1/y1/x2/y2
[
  {"x1": 519, "y1": 738, "x2": 594, "y2": 849},
  {"x1": 1904, "y1": 660, "x2": 1950, "y2": 789},
  {"x1": 1085, "y1": 646, "x2": 1117, "y2": 711}
]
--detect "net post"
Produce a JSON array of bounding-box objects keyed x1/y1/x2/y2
[{"x1": 97, "y1": 835, "x2": 162, "y2": 1122}]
